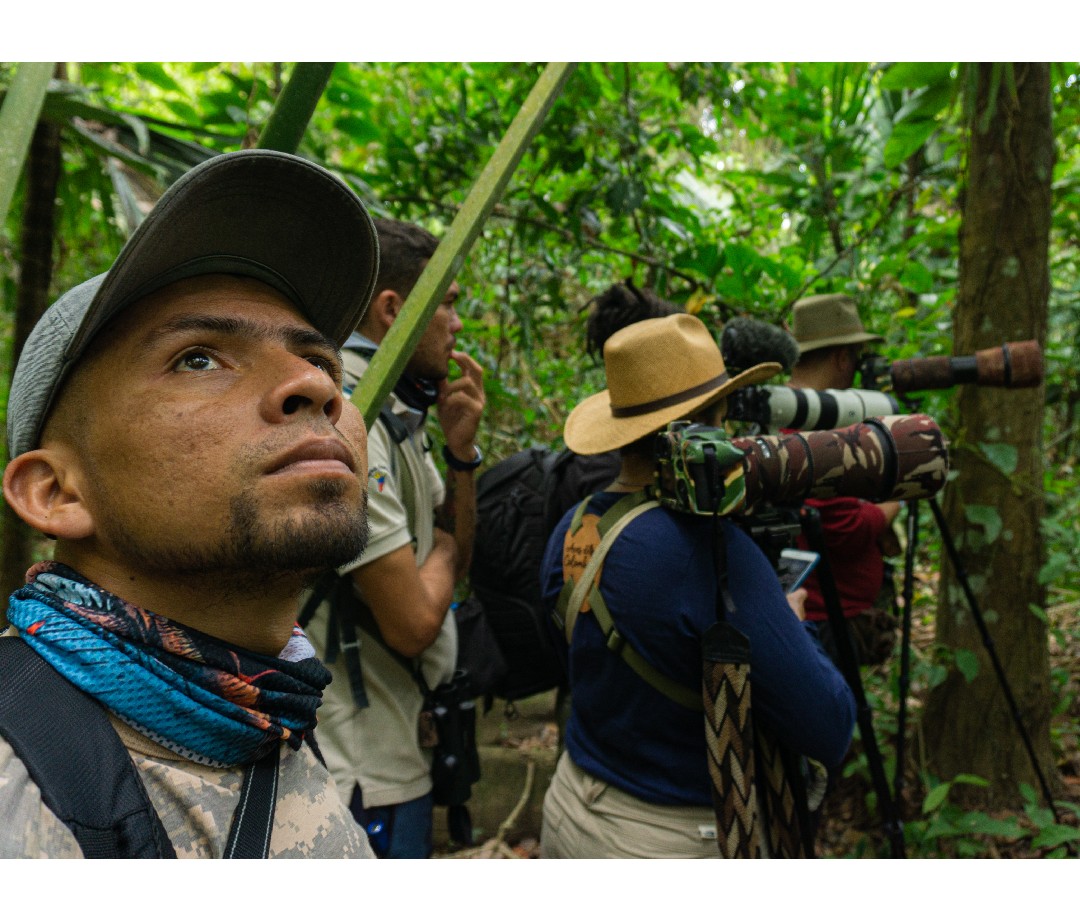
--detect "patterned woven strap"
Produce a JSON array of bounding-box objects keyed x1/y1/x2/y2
[{"x1": 702, "y1": 620, "x2": 762, "y2": 858}]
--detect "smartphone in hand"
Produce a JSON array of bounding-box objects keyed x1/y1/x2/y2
[{"x1": 776, "y1": 548, "x2": 819, "y2": 593}]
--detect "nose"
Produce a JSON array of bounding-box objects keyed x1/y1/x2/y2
[
  {"x1": 448, "y1": 305, "x2": 464, "y2": 335},
  {"x1": 260, "y1": 351, "x2": 343, "y2": 426}
]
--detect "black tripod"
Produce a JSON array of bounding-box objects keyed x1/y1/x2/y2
[
  {"x1": 799, "y1": 506, "x2": 907, "y2": 858},
  {"x1": 807, "y1": 494, "x2": 1064, "y2": 858},
  {"x1": 892, "y1": 495, "x2": 1062, "y2": 825},
  {"x1": 743, "y1": 505, "x2": 905, "y2": 856}
]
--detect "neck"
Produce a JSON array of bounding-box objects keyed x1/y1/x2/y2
[
  {"x1": 610, "y1": 455, "x2": 656, "y2": 493},
  {"x1": 789, "y1": 366, "x2": 836, "y2": 390},
  {"x1": 53, "y1": 548, "x2": 303, "y2": 655}
]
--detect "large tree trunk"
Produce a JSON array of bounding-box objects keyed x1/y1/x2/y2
[
  {"x1": 922, "y1": 64, "x2": 1055, "y2": 806},
  {"x1": 1, "y1": 109, "x2": 62, "y2": 613}
]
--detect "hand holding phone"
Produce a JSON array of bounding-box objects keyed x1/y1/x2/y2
[{"x1": 776, "y1": 548, "x2": 819, "y2": 593}]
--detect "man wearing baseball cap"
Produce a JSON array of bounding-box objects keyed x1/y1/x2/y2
[
  {"x1": 788, "y1": 293, "x2": 902, "y2": 667},
  {"x1": 538, "y1": 313, "x2": 855, "y2": 858},
  {"x1": 0, "y1": 150, "x2": 379, "y2": 858}
]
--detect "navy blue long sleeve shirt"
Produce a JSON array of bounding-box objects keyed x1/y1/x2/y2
[{"x1": 541, "y1": 492, "x2": 856, "y2": 807}]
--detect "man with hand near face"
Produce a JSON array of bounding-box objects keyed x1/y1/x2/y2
[
  {"x1": 304, "y1": 218, "x2": 485, "y2": 858},
  {"x1": 0, "y1": 150, "x2": 378, "y2": 858}
]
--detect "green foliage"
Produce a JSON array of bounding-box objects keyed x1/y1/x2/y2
[{"x1": 895, "y1": 775, "x2": 1080, "y2": 858}]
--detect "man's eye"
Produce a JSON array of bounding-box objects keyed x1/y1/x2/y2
[
  {"x1": 175, "y1": 351, "x2": 221, "y2": 372},
  {"x1": 308, "y1": 355, "x2": 340, "y2": 379}
]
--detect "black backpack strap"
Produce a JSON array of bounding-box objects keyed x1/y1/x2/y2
[
  {"x1": 0, "y1": 636, "x2": 176, "y2": 858},
  {"x1": 223, "y1": 744, "x2": 280, "y2": 859},
  {"x1": 378, "y1": 403, "x2": 410, "y2": 446}
]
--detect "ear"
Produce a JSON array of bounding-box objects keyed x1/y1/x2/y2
[
  {"x1": 361, "y1": 289, "x2": 404, "y2": 340},
  {"x1": 2, "y1": 449, "x2": 95, "y2": 540}
]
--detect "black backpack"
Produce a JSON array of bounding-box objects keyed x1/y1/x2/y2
[{"x1": 469, "y1": 446, "x2": 620, "y2": 703}]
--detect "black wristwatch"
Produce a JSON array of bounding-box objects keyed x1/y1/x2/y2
[{"x1": 442, "y1": 443, "x2": 483, "y2": 472}]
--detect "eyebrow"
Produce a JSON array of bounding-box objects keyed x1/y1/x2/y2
[{"x1": 150, "y1": 313, "x2": 339, "y2": 355}]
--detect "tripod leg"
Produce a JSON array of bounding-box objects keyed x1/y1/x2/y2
[
  {"x1": 894, "y1": 501, "x2": 917, "y2": 815},
  {"x1": 800, "y1": 506, "x2": 906, "y2": 858}
]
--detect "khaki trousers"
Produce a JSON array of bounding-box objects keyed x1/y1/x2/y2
[{"x1": 540, "y1": 751, "x2": 721, "y2": 858}]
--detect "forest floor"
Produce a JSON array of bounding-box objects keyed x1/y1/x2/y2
[{"x1": 814, "y1": 577, "x2": 1080, "y2": 859}]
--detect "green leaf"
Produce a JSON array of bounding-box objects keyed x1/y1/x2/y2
[
  {"x1": 1032, "y1": 825, "x2": 1080, "y2": 849},
  {"x1": 978, "y1": 442, "x2": 1018, "y2": 475},
  {"x1": 334, "y1": 114, "x2": 381, "y2": 145},
  {"x1": 135, "y1": 63, "x2": 183, "y2": 94},
  {"x1": 884, "y1": 120, "x2": 938, "y2": 168},
  {"x1": 923, "y1": 782, "x2": 951, "y2": 813},
  {"x1": 955, "y1": 649, "x2": 980, "y2": 683},
  {"x1": 964, "y1": 504, "x2": 1003, "y2": 543},
  {"x1": 958, "y1": 812, "x2": 1027, "y2": 838},
  {"x1": 952, "y1": 773, "x2": 990, "y2": 788},
  {"x1": 899, "y1": 260, "x2": 935, "y2": 293},
  {"x1": 879, "y1": 62, "x2": 955, "y2": 91},
  {"x1": 893, "y1": 82, "x2": 956, "y2": 124}
]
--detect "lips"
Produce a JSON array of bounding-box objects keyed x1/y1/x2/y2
[{"x1": 266, "y1": 438, "x2": 357, "y2": 476}]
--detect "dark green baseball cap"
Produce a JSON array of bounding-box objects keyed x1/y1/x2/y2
[{"x1": 6, "y1": 149, "x2": 379, "y2": 459}]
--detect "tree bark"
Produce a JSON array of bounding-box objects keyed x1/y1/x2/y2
[
  {"x1": 1, "y1": 109, "x2": 62, "y2": 612},
  {"x1": 922, "y1": 63, "x2": 1056, "y2": 806}
]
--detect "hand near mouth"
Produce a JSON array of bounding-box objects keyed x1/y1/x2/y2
[{"x1": 437, "y1": 350, "x2": 485, "y2": 460}]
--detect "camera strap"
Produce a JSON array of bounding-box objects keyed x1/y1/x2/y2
[{"x1": 704, "y1": 516, "x2": 816, "y2": 858}]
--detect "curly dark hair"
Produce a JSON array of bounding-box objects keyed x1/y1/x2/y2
[{"x1": 584, "y1": 281, "x2": 683, "y2": 361}]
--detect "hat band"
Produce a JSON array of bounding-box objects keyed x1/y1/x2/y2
[{"x1": 610, "y1": 372, "x2": 730, "y2": 418}]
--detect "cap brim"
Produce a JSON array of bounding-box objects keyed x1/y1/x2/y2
[
  {"x1": 564, "y1": 361, "x2": 782, "y2": 455},
  {"x1": 67, "y1": 149, "x2": 378, "y2": 361}
]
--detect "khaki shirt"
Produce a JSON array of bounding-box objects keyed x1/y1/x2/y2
[{"x1": 306, "y1": 349, "x2": 457, "y2": 809}]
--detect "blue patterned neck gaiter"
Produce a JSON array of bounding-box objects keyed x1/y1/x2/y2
[{"x1": 6, "y1": 561, "x2": 331, "y2": 767}]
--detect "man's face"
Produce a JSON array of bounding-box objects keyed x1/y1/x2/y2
[
  {"x1": 821, "y1": 344, "x2": 862, "y2": 389},
  {"x1": 407, "y1": 280, "x2": 463, "y2": 380},
  {"x1": 50, "y1": 274, "x2": 368, "y2": 581}
]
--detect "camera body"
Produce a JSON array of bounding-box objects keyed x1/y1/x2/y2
[{"x1": 653, "y1": 421, "x2": 747, "y2": 517}]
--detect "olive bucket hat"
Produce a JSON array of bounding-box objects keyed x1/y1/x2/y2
[
  {"x1": 6, "y1": 149, "x2": 379, "y2": 459},
  {"x1": 792, "y1": 294, "x2": 884, "y2": 356},
  {"x1": 564, "y1": 313, "x2": 782, "y2": 456}
]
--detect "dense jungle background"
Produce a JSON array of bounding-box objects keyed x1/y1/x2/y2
[{"x1": 1, "y1": 61, "x2": 1078, "y2": 857}]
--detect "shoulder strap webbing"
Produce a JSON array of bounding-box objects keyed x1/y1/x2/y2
[
  {"x1": 223, "y1": 744, "x2": 280, "y2": 859},
  {"x1": 555, "y1": 492, "x2": 704, "y2": 712},
  {"x1": 0, "y1": 637, "x2": 177, "y2": 858},
  {"x1": 378, "y1": 403, "x2": 410, "y2": 446},
  {"x1": 342, "y1": 343, "x2": 410, "y2": 448},
  {"x1": 558, "y1": 491, "x2": 656, "y2": 644}
]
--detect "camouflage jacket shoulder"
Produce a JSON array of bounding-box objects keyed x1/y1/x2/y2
[{"x1": 0, "y1": 719, "x2": 374, "y2": 859}]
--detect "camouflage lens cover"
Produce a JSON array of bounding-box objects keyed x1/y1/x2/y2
[{"x1": 654, "y1": 421, "x2": 747, "y2": 516}]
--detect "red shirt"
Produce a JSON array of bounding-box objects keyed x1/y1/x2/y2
[{"x1": 797, "y1": 497, "x2": 887, "y2": 621}]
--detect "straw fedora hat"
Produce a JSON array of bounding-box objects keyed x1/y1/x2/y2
[
  {"x1": 792, "y1": 294, "x2": 884, "y2": 355},
  {"x1": 564, "y1": 313, "x2": 782, "y2": 456}
]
